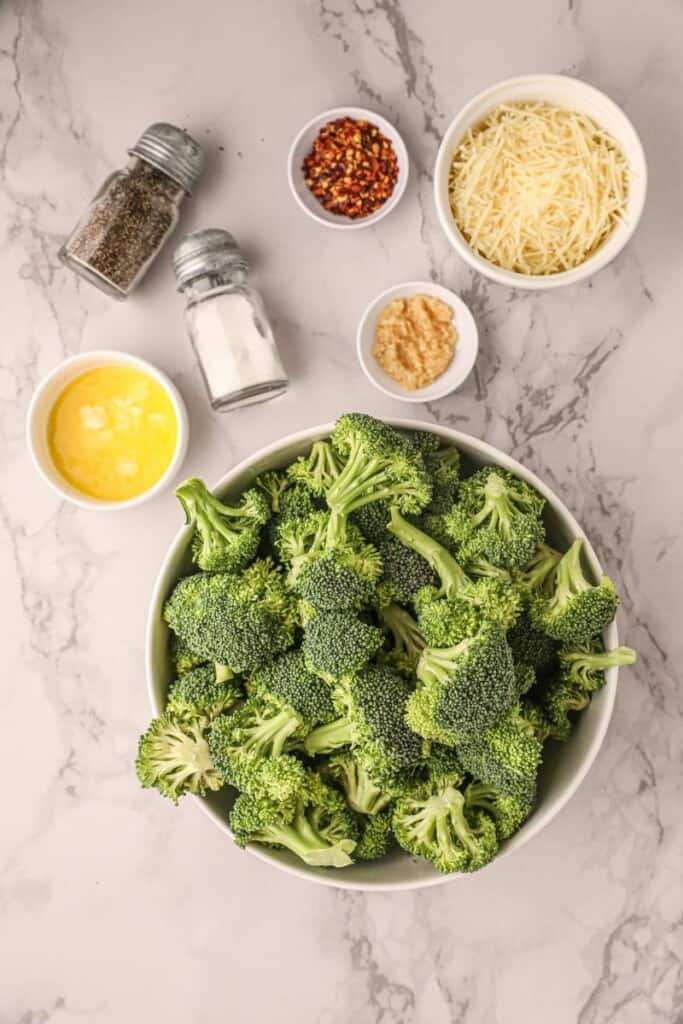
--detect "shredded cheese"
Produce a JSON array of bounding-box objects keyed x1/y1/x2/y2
[{"x1": 448, "y1": 102, "x2": 630, "y2": 275}]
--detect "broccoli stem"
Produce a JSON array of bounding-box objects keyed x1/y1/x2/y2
[
  {"x1": 470, "y1": 473, "x2": 518, "y2": 533},
  {"x1": 564, "y1": 646, "x2": 636, "y2": 672},
  {"x1": 256, "y1": 812, "x2": 355, "y2": 867},
  {"x1": 244, "y1": 709, "x2": 301, "y2": 757},
  {"x1": 304, "y1": 717, "x2": 353, "y2": 756},
  {"x1": 417, "y1": 639, "x2": 475, "y2": 689},
  {"x1": 551, "y1": 539, "x2": 591, "y2": 608},
  {"x1": 379, "y1": 604, "x2": 426, "y2": 661},
  {"x1": 387, "y1": 508, "x2": 470, "y2": 599},
  {"x1": 176, "y1": 480, "x2": 245, "y2": 541}
]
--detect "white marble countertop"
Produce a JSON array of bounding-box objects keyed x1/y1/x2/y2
[{"x1": 3, "y1": 1, "x2": 681, "y2": 1022}]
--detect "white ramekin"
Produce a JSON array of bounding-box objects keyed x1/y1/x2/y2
[
  {"x1": 434, "y1": 74, "x2": 648, "y2": 290},
  {"x1": 26, "y1": 349, "x2": 189, "y2": 511},
  {"x1": 287, "y1": 106, "x2": 409, "y2": 230}
]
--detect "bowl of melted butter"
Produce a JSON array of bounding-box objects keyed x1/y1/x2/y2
[{"x1": 27, "y1": 350, "x2": 188, "y2": 509}]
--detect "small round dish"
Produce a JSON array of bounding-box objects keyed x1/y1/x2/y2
[
  {"x1": 287, "y1": 106, "x2": 409, "y2": 230},
  {"x1": 434, "y1": 74, "x2": 648, "y2": 290},
  {"x1": 26, "y1": 349, "x2": 189, "y2": 511},
  {"x1": 357, "y1": 281, "x2": 479, "y2": 403}
]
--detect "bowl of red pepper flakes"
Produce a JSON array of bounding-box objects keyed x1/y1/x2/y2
[{"x1": 288, "y1": 106, "x2": 409, "y2": 229}]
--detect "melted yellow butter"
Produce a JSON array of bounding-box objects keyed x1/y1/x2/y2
[{"x1": 47, "y1": 365, "x2": 178, "y2": 501}]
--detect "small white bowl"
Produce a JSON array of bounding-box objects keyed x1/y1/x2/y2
[
  {"x1": 357, "y1": 281, "x2": 479, "y2": 403},
  {"x1": 287, "y1": 106, "x2": 409, "y2": 229},
  {"x1": 27, "y1": 349, "x2": 189, "y2": 511},
  {"x1": 434, "y1": 74, "x2": 648, "y2": 290}
]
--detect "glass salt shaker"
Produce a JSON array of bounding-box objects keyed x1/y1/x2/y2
[
  {"x1": 59, "y1": 123, "x2": 203, "y2": 299},
  {"x1": 173, "y1": 229, "x2": 289, "y2": 412}
]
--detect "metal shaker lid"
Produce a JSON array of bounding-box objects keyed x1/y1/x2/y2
[
  {"x1": 173, "y1": 229, "x2": 248, "y2": 289},
  {"x1": 129, "y1": 123, "x2": 204, "y2": 193}
]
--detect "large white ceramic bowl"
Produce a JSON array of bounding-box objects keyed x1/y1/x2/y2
[
  {"x1": 146, "y1": 421, "x2": 619, "y2": 891},
  {"x1": 434, "y1": 74, "x2": 647, "y2": 290}
]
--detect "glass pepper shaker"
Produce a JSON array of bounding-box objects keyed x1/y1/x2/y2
[
  {"x1": 59, "y1": 123, "x2": 203, "y2": 299},
  {"x1": 173, "y1": 229, "x2": 289, "y2": 412}
]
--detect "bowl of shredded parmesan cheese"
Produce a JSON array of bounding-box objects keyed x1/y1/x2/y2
[{"x1": 434, "y1": 75, "x2": 647, "y2": 289}]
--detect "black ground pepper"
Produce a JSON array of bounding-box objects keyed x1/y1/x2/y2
[{"x1": 64, "y1": 160, "x2": 183, "y2": 294}]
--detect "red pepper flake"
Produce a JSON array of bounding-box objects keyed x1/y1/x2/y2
[{"x1": 302, "y1": 116, "x2": 400, "y2": 220}]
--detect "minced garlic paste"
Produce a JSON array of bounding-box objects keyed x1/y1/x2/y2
[{"x1": 372, "y1": 295, "x2": 457, "y2": 390}]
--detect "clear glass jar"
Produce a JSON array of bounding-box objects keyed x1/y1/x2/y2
[
  {"x1": 59, "y1": 123, "x2": 203, "y2": 299},
  {"x1": 173, "y1": 230, "x2": 288, "y2": 412}
]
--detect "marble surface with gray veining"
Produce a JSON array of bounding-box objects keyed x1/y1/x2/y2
[{"x1": 2, "y1": 1, "x2": 681, "y2": 1022}]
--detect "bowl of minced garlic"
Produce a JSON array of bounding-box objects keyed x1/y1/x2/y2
[
  {"x1": 357, "y1": 281, "x2": 479, "y2": 403},
  {"x1": 27, "y1": 350, "x2": 188, "y2": 509}
]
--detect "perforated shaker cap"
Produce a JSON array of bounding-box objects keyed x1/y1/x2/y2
[
  {"x1": 173, "y1": 229, "x2": 248, "y2": 289},
  {"x1": 129, "y1": 122, "x2": 204, "y2": 193}
]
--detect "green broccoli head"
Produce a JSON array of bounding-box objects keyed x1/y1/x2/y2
[
  {"x1": 254, "y1": 470, "x2": 290, "y2": 513},
  {"x1": 302, "y1": 610, "x2": 384, "y2": 682},
  {"x1": 344, "y1": 665, "x2": 424, "y2": 786},
  {"x1": 327, "y1": 413, "x2": 432, "y2": 522},
  {"x1": 392, "y1": 778, "x2": 498, "y2": 873},
  {"x1": 278, "y1": 511, "x2": 382, "y2": 611},
  {"x1": 136, "y1": 714, "x2": 222, "y2": 803},
  {"x1": 529, "y1": 539, "x2": 619, "y2": 644},
  {"x1": 559, "y1": 640, "x2": 636, "y2": 692},
  {"x1": 405, "y1": 685, "x2": 459, "y2": 747},
  {"x1": 507, "y1": 611, "x2": 559, "y2": 675},
  {"x1": 355, "y1": 806, "x2": 395, "y2": 861},
  {"x1": 208, "y1": 695, "x2": 305, "y2": 784},
  {"x1": 464, "y1": 780, "x2": 534, "y2": 840},
  {"x1": 229, "y1": 770, "x2": 358, "y2": 868},
  {"x1": 164, "y1": 560, "x2": 296, "y2": 674},
  {"x1": 287, "y1": 440, "x2": 342, "y2": 496},
  {"x1": 416, "y1": 623, "x2": 516, "y2": 734},
  {"x1": 323, "y1": 752, "x2": 394, "y2": 815},
  {"x1": 456, "y1": 703, "x2": 544, "y2": 804},
  {"x1": 230, "y1": 752, "x2": 308, "y2": 814},
  {"x1": 540, "y1": 676, "x2": 591, "y2": 741},
  {"x1": 248, "y1": 650, "x2": 337, "y2": 726},
  {"x1": 376, "y1": 536, "x2": 439, "y2": 607},
  {"x1": 170, "y1": 634, "x2": 207, "y2": 676},
  {"x1": 423, "y1": 445, "x2": 461, "y2": 514},
  {"x1": 415, "y1": 577, "x2": 522, "y2": 648},
  {"x1": 175, "y1": 478, "x2": 270, "y2": 574},
  {"x1": 446, "y1": 467, "x2": 545, "y2": 569},
  {"x1": 166, "y1": 665, "x2": 242, "y2": 720}
]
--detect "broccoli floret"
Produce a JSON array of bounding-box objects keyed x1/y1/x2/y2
[
  {"x1": 278, "y1": 511, "x2": 382, "y2": 611},
  {"x1": 164, "y1": 560, "x2": 296, "y2": 674},
  {"x1": 540, "y1": 677, "x2": 591, "y2": 741},
  {"x1": 513, "y1": 662, "x2": 536, "y2": 697},
  {"x1": 378, "y1": 603, "x2": 426, "y2": 676},
  {"x1": 170, "y1": 634, "x2": 207, "y2": 676},
  {"x1": 302, "y1": 610, "x2": 384, "y2": 681},
  {"x1": 376, "y1": 537, "x2": 439, "y2": 608},
  {"x1": 401, "y1": 428, "x2": 442, "y2": 454},
  {"x1": 306, "y1": 666, "x2": 423, "y2": 786},
  {"x1": 136, "y1": 714, "x2": 222, "y2": 803},
  {"x1": 326, "y1": 413, "x2": 432, "y2": 529},
  {"x1": 166, "y1": 665, "x2": 242, "y2": 720},
  {"x1": 423, "y1": 445, "x2": 461, "y2": 514},
  {"x1": 404, "y1": 685, "x2": 459, "y2": 747},
  {"x1": 464, "y1": 780, "x2": 534, "y2": 840},
  {"x1": 232, "y1": 752, "x2": 308, "y2": 813},
  {"x1": 287, "y1": 440, "x2": 342, "y2": 496},
  {"x1": 414, "y1": 623, "x2": 516, "y2": 736},
  {"x1": 229, "y1": 771, "x2": 358, "y2": 868},
  {"x1": 350, "y1": 499, "x2": 392, "y2": 545},
  {"x1": 559, "y1": 640, "x2": 636, "y2": 692},
  {"x1": 389, "y1": 508, "x2": 521, "y2": 645},
  {"x1": 507, "y1": 611, "x2": 559, "y2": 675},
  {"x1": 323, "y1": 752, "x2": 394, "y2": 815},
  {"x1": 392, "y1": 778, "x2": 498, "y2": 873},
  {"x1": 516, "y1": 543, "x2": 562, "y2": 595},
  {"x1": 445, "y1": 467, "x2": 545, "y2": 569},
  {"x1": 422, "y1": 743, "x2": 465, "y2": 784},
  {"x1": 248, "y1": 650, "x2": 337, "y2": 723},
  {"x1": 208, "y1": 695, "x2": 306, "y2": 786},
  {"x1": 456, "y1": 703, "x2": 543, "y2": 804},
  {"x1": 254, "y1": 470, "x2": 290, "y2": 513},
  {"x1": 529, "y1": 539, "x2": 619, "y2": 644},
  {"x1": 175, "y1": 478, "x2": 270, "y2": 573},
  {"x1": 355, "y1": 806, "x2": 395, "y2": 860}
]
